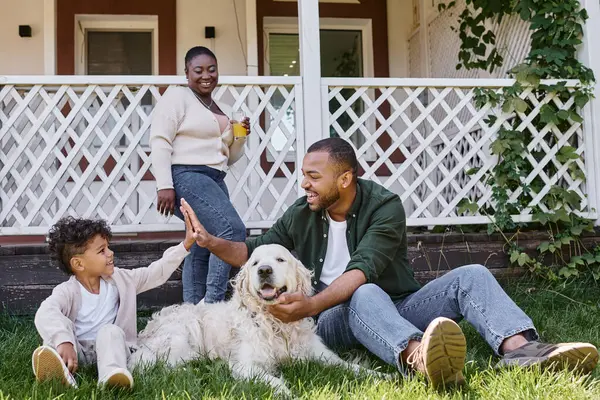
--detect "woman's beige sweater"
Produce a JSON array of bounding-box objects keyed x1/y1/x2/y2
[{"x1": 150, "y1": 86, "x2": 247, "y2": 190}]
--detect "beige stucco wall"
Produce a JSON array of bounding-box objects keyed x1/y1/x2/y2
[
  {"x1": 176, "y1": 0, "x2": 248, "y2": 76},
  {"x1": 0, "y1": 0, "x2": 407, "y2": 77},
  {"x1": 387, "y1": 0, "x2": 412, "y2": 77},
  {"x1": 0, "y1": 0, "x2": 45, "y2": 75}
]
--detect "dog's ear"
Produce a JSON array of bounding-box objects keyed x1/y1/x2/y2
[
  {"x1": 294, "y1": 258, "x2": 314, "y2": 297},
  {"x1": 233, "y1": 258, "x2": 251, "y2": 299}
]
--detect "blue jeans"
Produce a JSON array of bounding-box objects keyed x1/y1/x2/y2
[
  {"x1": 316, "y1": 265, "x2": 538, "y2": 373},
  {"x1": 172, "y1": 165, "x2": 246, "y2": 304}
]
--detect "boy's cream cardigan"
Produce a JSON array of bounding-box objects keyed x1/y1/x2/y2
[{"x1": 34, "y1": 243, "x2": 189, "y2": 350}]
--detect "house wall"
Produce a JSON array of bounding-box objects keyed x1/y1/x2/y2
[
  {"x1": 387, "y1": 0, "x2": 412, "y2": 77},
  {"x1": 0, "y1": 0, "x2": 45, "y2": 75},
  {"x1": 176, "y1": 0, "x2": 248, "y2": 75},
  {"x1": 0, "y1": 0, "x2": 247, "y2": 76}
]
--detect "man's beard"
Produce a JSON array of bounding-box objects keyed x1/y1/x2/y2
[{"x1": 308, "y1": 188, "x2": 340, "y2": 212}]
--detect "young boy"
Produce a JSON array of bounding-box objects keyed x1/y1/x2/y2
[{"x1": 32, "y1": 199, "x2": 197, "y2": 389}]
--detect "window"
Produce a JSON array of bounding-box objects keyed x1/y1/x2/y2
[{"x1": 264, "y1": 18, "x2": 374, "y2": 159}]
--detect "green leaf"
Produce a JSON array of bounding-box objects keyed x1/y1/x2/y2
[
  {"x1": 570, "y1": 111, "x2": 583, "y2": 123},
  {"x1": 513, "y1": 98, "x2": 528, "y2": 113},
  {"x1": 510, "y1": 251, "x2": 520, "y2": 264},
  {"x1": 556, "y1": 110, "x2": 571, "y2": 120},
  {"x1": 502, "y1": 99, "x2": 514, "y2": 114},
  {"x1": 491, "y1": 140, "x2": 509, "y2": 155},
  {"x1": 538, "y1": 242, "x2": 550, "y2": 253},
  {"x1": 517, "y1": 253, "x2": 531, "y2": 267},
  {"x1": 540, "y1": 104, "x2": 557, "y2": 124}
]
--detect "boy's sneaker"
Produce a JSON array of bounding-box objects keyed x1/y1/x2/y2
[
  {"x1": 497, "y1": 341, "x2": 599, "y2": 373},
  {"x1": 99, "y1": 368, "x2": 134, "y2": 389},
  {"x1": 406, "y1": 317, "x2": 467, "y2": 387},
  {"x1": 32, "y1": 345, "x2": 78, "y2": 388}
]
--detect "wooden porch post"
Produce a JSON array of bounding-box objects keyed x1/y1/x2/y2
[
  {"x1": 43, "y1": 0, "x2": 56, "y2": 74},
  {"x1": 579, "y1": 0, "x2": 600, "y2": 224},
  {"x1": 419, "y1": 0, "x2": 430, "y2": 77},
  {"x1": 245, "y1": 0, "x2": 261, "y2": 223},
  {"x1": 297, "y1": 0, "x2": 324, "y2": 149}
]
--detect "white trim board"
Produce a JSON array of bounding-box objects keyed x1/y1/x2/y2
[{"x1": 74, "y1": 14, "x2": 159, "y2": 75}]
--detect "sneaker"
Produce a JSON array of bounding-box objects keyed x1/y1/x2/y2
[
  {"x1": 406, "y1": 317, "x2": 467, "y2": 387},
  {"x1": 497, "y1": 341, "x2": 599, "y2": 373},
  {"x1": 31, "y1": 345, "x2": 78, "y2": 388},
  {"x1": 99, "y1": 368, "x2": 134, "y2": 389}
]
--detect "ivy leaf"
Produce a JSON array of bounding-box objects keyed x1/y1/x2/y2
[
  {"x1": 540, "y1": 104, "x2": 556, "y2": 124},
  {"x1": 491, "y1": 140, "x2": 509, "y2": 155},
  {"x1": 575, "y1": 93, "x2": 590, "y2": 109},
  {"x1": 513, "y1": 98, "x2": 529, "y2": 113},
  {"x1": 502, "y1": 99, "x2": 515, "y2": 114},
  {"x1": 556, "y1": 146, "x2": 579, "y2": 163},
  {"x1": 570, "y1": 225, "x2": 584, "y2": 236},
  {"x1": 472, "y1": 25, "x2": 485, "y2": 36},
  {"x1": 517, "y1": 253, "x2": 531, "y2": 267},
  {"x1": 510, "y1": 251, "x2": 520, "y2": 264},
  {"x1": 570, "y1": 111, "x2": 583, "y2": 123},
  {"x1": 556, "y1": 110, "x2": 570, "y2": 120},
  {"x1": 538, "y1": 242, "x2": 550, "y2": 253},
  {"x1": 555, "y1": 208, "x2": 571, "y2": 223}
]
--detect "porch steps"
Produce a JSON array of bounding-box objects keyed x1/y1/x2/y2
[{"x1": 2, "y1": 231, "x2": 598, "y2": 314}]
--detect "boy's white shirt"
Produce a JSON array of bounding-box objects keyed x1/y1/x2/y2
[
  {"x1": 34, "y1": 243, "x2": 189, "y2": 350},
  {"x1": 75, "y1": 278, "x2": 119, "y2": 341}
]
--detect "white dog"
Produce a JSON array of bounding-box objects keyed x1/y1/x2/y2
[{"x1": 129, "y1": 244, "x2": 390, "y2": 396}]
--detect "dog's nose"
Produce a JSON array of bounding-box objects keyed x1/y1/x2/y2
[{"x1": 257, "y1": 265, "x2": 273, "y2": 278}]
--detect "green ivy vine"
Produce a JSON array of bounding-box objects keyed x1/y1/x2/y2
[{"x1": 441, "y1": 0, "x2": 600, "y2": 281}]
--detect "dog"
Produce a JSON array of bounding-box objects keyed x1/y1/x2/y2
[{"x1": 129, "y1": 244, "x2": 391, "y2": 396}]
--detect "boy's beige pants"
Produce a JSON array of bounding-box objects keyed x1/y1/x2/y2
[{"x1": 77, "y1": 324, "x2": 131, "y2": 380}]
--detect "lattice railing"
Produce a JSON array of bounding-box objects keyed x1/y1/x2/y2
[
  {"x1": 1, "y1": 76, "x2": 597, "y2": 235},
  {"x1": 0, "y1": 76, "x2": 303, "y2": 234},
  {"x1": 322, "y1": 78, "x2": 597, "y2": 226}
]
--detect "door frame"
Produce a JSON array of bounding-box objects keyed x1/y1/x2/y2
[
  {"x1": 74, "y1": 14, "x2": 159, "y2": 75},
  {"x1": 263, "y1": 16, "x2": 374, "y2": 78}
]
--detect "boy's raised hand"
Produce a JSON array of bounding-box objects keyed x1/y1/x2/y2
[{"x1": 180, "y1": 198, "x2": 212, "y2": 248}]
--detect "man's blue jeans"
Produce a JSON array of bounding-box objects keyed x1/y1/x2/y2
[
  {"x1": 316, "y1": 265, "x2": 538, "y2": 373},
  {"x1": 172, "y1": 165, "x2": 246, "y2": 304}
]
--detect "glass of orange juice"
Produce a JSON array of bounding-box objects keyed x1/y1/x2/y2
[{"x1": 232, "y1": 111, "x2": 247, "y2": 139}]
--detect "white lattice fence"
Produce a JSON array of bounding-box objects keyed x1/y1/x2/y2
[
  {"x1": 0, "y1": 76, "x2": 303, "y2": 235},
  {"x1": 323, "y1": 77, "x2": 596, "y2": 226}
]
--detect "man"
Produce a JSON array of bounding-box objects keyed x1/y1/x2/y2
[{"x1": 181, "y1": 137, "x2": 598, "y2": 387}]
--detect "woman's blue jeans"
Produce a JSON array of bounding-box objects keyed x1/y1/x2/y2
[{"x1": 172, "y1": 165, "x2": 246, "y2": 304}]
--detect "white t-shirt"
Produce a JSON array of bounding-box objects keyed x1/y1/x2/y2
[
  {"x1": 74, "y1": 278, "x2": 119, "y2": 341},
  {"x1": 319, "y1": 214, "x2": 351, "y2": 285}
]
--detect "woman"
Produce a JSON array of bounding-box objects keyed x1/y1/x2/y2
[{"x1": 150, "y1": 46, "x2": 249, "y2": 304}]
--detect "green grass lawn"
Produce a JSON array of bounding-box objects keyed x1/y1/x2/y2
[{"x1": 1, "y1": 279, "x2": 599, "y2": 399}]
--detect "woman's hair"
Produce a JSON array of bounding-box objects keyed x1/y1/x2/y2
[{"x1": 185, "y1": 46, "x2": 218, "y2": 67}]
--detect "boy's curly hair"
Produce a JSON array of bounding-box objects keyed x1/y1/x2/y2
[{"x1": 47, "y1": 217, "x2": 113, "y2": 274}]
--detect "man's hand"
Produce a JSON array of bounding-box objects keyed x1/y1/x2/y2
[
  {"x1": 157, "y1": 189, "x2": 176, "y2": 216},
  {"x1": 56, "y1": 342, "x2": 78, "y2": 373},
  {"x1": 181, "y1": 198, "x2": 213, "y2": 248},
  {"x1": 180, "y1": 200, "x2": 197, "y2": 251},
  {"x1": 267, "y1": 292, "x2": 316, "y2": 323}
]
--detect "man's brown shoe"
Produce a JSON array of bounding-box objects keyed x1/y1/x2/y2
[
  {"x1": 406, "y1": 317, "x2": 467, "y2": 387},
  {"x1": 497, "y1": 341, "x2": 598, "y2": 374}
]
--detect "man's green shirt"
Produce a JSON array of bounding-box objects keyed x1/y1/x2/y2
[{"x1": 245, "y1": 178, "x2": 421, "y2": 301}]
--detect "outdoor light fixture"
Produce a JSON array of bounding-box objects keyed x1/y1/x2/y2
[
  {"x1": 205, "y1": 26, "x2": 215, "y2": 39},
  {"x1": 19, "y1": 25, "x2": 32, "y2": 37}
]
